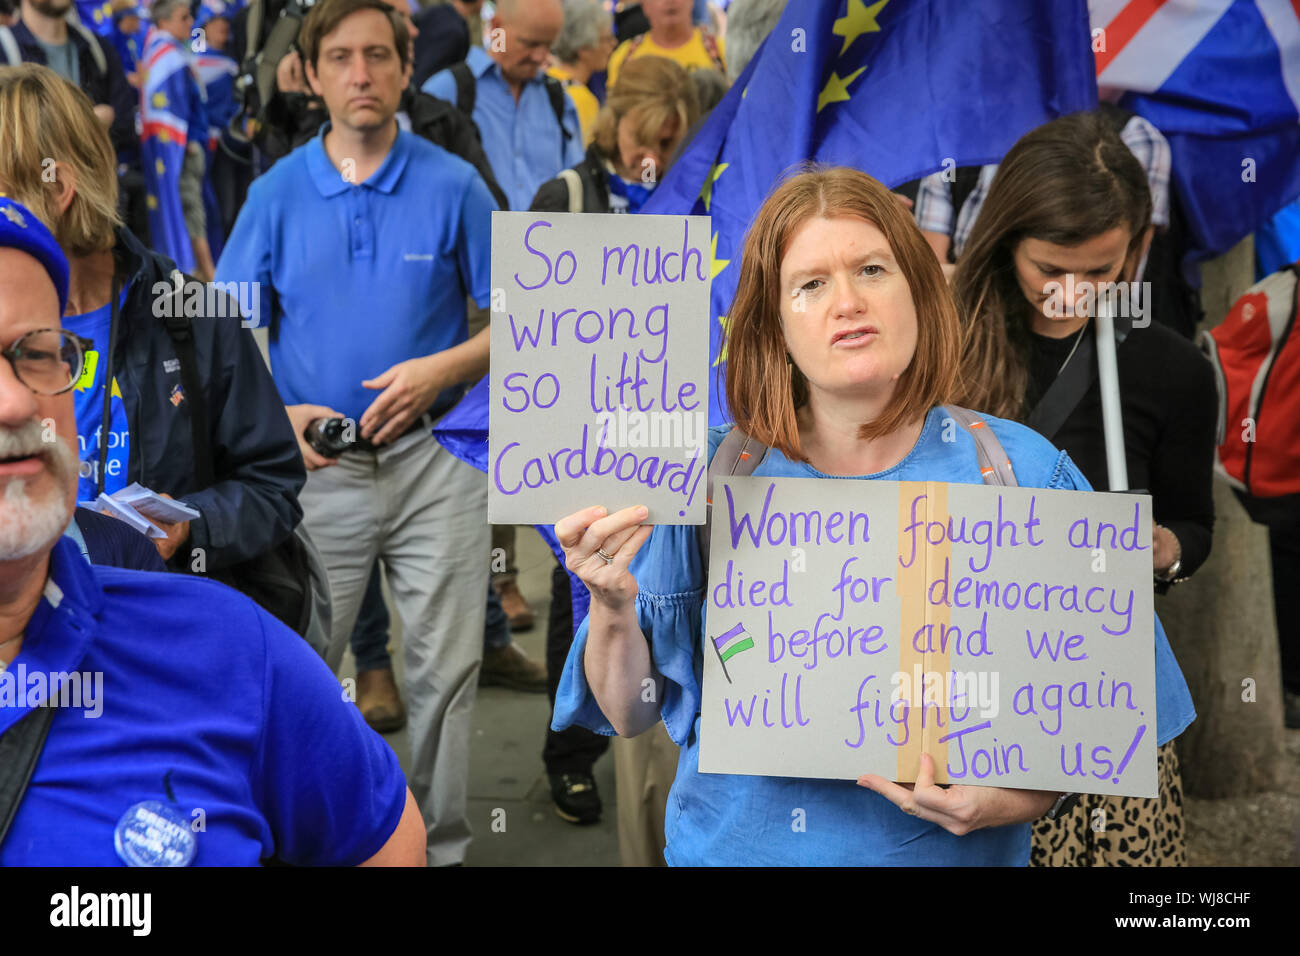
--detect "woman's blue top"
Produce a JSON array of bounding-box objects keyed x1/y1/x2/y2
[{"x1": 553, "y1": 407, "x2": 1196, "y2": 865}]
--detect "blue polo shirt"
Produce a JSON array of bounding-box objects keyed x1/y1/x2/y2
[
  {"x1": 0, "y1": 538, "x2": 407, "y2": 866},
  {"x1": 215, "y1": 124, "x2": 496, "y2": 425},
  {"x1": 423, "y1": 46, "x2": 584, "y2": 212}
]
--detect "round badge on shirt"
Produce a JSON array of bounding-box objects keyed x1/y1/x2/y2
[{"x1": 114, "y1": 800, "x2": 197, "y2": 867}]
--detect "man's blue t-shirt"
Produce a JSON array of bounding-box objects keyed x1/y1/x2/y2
[
  {"x1": 215, "y1": 126, "x2": 496, "y2": 425},
  {"x1": 0, "y1": 538, "x2": 407, "y2": 866},
  {"x1": 552, "y1": 409, "x2": 1197, "y2": 866},
  {"x1": 66, "y1": 288, "x2": 130, "y2": 500}
]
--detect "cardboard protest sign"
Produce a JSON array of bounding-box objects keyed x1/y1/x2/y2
[
  {"x1": 700, "y1": 477, "x2": 1159, "y2": 797},
  {"x1": 489, "y1": 212, "x2": 712, "y2": 524}
]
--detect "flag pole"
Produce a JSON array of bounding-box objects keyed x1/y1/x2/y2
[
  {"x1": 1094, "y1": 294, "x2": 1129, "y2": 491},
  {"x1": 711, "y1": 637, "x2": 733, "y2": 685}
]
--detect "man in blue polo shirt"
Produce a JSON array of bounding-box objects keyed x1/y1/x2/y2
[
  {"x1": 215, "y1": 0, "x2": 496, "y2": 866},
  {"x1": 0, "y1": 196, "x2": 424, "y2": 866},
  {"x1": 422, "y1": 0, "x2": 582, "y2": 213}
]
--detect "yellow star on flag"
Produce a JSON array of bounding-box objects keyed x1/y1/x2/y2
[
  {"x1": 817, "y1": 66, "x2": 867, "y2": 113},
  {"x1": 110, "y1": 377, "x2": 123, "y2": 401},
  {"x1": 833, "y1": 0, "x2": 889, "y2": 57},
  {"x1": 713, "y1": 314, "x2": 731, "y2": 367},
  {"x1": 151, "y1": 91, "x2": 168, "y2": 109},
  {"x1": 146, "y1": 194, "x2": 158, "y2": 210},
  {"x1": 709, "y1": 232, "x2": 730, "y2": 280},
  {"x1": 700, "y1": 162, "x2": 729, "y2": 212},
  {"x1": 155, "y1": 158, "x2": 166, "y2": 175}
]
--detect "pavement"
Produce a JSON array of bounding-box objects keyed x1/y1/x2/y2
[{"x1": 336, "y1": 526, "x2": 623, "y2": 866}]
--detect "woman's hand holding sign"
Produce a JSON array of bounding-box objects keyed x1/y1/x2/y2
[
  {"x1": 555, "y1": 505, "x2": 661, "y2": 737},
  {"x1": 556, "y1": 505, "x2": 653, "y2": 611},
  {"x1": 858, "y1": 753, "x2": 1060, "y2": 835}
]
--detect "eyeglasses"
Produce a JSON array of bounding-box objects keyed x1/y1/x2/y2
[{"x1": 1, "y1": 329, "x2": 95, "y2": 396}]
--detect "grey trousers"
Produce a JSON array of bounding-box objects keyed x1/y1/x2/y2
[{"x1": 301, "y1": 430, "x2": 489, "y2": 866}]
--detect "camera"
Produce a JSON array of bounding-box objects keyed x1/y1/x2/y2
[{"x1": 304, "y1": 417, "x2": 355, "y2": 457}]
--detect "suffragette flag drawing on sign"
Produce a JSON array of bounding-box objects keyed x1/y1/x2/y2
[
  {"x1": 643, "y1": 0, "x2": 1100, "y2": 425},
  {"x1": 1090, "y1": 0, "x2": 1300, "y2": 272}
]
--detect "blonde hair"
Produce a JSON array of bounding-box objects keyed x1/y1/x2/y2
[
  {"x1": 0, "y1": 64, "x2": 121, "y2": 257},
  {"x1": 593, "y1": 56, "x2": 699, "y2": 160}
]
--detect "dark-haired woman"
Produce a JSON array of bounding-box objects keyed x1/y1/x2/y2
[{"x1": 953, "y1": 110, "x2": 1216, "y2": 866}]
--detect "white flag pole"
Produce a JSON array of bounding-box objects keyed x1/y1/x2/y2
[{"x1": 1094, "y1": 292, "x2": 1129, "y2": 491}]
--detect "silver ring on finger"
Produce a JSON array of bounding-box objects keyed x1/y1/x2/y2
[{"x1": 596, "y1": 548, "x2": 615, "y2": 565}]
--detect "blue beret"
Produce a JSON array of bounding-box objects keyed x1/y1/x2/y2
[{"x1": 0, "y1": 197, "x2": 70, "y2": 315}]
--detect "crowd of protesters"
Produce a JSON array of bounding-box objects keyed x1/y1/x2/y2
[{"x1": 0, "y1": 0, "x2": 1293, "y2": 868}]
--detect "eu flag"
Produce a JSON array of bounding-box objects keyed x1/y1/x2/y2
[
  {"x1": 644, "y1": 0, "x2": 1099, "y2": 425},
  {"x1": 141, "y1": 27, "x2": 200, "y2": 273}
]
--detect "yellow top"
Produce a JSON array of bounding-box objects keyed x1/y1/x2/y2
[
  {"x1": 605, "y1": 26, "x2": 726, "y2": 89},
  {"x1": 547, "y1": 65, "x2": 600, "y2": 147}
]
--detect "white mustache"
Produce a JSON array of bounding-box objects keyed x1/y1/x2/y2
[{"x1": 0, "y1": 420, "x2": 52, "y2": 461}]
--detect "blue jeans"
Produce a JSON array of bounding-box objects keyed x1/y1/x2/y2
[{"x1": 350, "y1": 564, "x2": 511, "y2": 670}]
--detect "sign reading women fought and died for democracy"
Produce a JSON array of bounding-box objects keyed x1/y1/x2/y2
[
  {"x1": 700, "y1": 477, "x2": 1160, "y2": 798},
  {"x1": 489, "y1": 212, "x2": 712, "y2": 524}
]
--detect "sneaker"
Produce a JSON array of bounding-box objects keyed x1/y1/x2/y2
[
  {"x1": 355, "y1": 668, "x2": 406, "y2": 733},
  {"x1": 479, "y1": 641, "x2": 547, "y2": 693},
  {"x1": 1285, "y1": 690, "x2": 1300, "y2": 730},
  {"x1": 549, "y1": 771, "x2": 602, "y2": 824},
  {"x1": 494, "y1": 578, "x2": 536, "y2": 632}
]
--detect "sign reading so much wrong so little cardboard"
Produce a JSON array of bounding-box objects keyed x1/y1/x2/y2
[
  {"x1": 488, "y1": 211, "x2": 712, "y2": 525},
  {"x1": 700, "y1": 476, "x2": 1160, "y2": 797}
]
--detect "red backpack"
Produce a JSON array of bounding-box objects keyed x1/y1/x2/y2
[{"x1": 1200, "y1": 262, "x2": 1300, "y2": 525}]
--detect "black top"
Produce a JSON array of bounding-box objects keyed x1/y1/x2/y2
[{"x1": 1025, "y1": 319, "x2": 1217, "y2": 581}]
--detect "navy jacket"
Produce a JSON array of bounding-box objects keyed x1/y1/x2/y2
[
  {"x1": 74, "y1": 507, "x2": 167, "y2": 572},
  {"x1": 7, "y1": 18, "x2": 137, "y2": 162},
  {"x1": 106, "y1": 226, "x2": 306, "y2": 572}
]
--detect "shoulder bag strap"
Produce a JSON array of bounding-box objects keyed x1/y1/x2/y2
[
  {"x1": 558, "y1": 168, "x2": 584, "y2": 213},
  {"x1": 697, "y1": 427, "x2": 769, "y2": 568},
  {"x1": 943, "y1": 405, "x2": 1019, "y2": 487},
  {"x1": 96, "y1": 272, "x2": 123, "y2": 497},
  {"x1": 0, "y1": 26, "x2": 21, "y2": 66},
  {"x1": 451, "y1": 61, "x2": 475, "y2": 116},
  {"x1": 0, "y1": 705, "x2": 58, "y2": 849},
  {"x1": 1024, "y1": 328, "x2": 1098, "y2": 442},
  {"x1": 543, "y1": 75, "x2": 573, "y2": 146}
]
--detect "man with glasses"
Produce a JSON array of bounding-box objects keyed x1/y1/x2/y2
[{"x1": 0, "y1": 196, "x2": 426, "y2": 867}]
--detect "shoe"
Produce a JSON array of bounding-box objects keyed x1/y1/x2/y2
[
  {"x1": 494, "y1": 578, "x2": 536, "y2": 632},
  {"x1": 549, "y1": 771, "x2": 601, "y2": 824},
  {"x1": 479, "y1": 642, "x2": 548, "y2": 693},
  {"x1": 355, "y1": 668, "x2": 406, "y2": 733},
  {"x1": 1285, "y1": 690, "x2": 1300, "y2": 730}
]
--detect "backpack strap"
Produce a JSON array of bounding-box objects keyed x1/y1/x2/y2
[
  {"x1": 558, "y1": 168, "x2": 583, "y2": 213},
  {"x1": 0, "y1": 26, "x2": 21, "y2": 66},
  {"x1": 543, "y1": 75, "x2": 573, "y2": 147},
  {"x1": 68, "y1": 20, "x2": 107, "y2": 77},
  {"x1": 451, "y1": 61, "x2": 475, "y2": 117},
  {"x1": 697, "y1": 427, "x2": 770, "y2": 568},
  {"x1": 943, "y1": 405, "x2": 1018, "y2": 486},
  {"x1": 699, "y1": 27, "x2": 725, "y2": 72},
  {"x1": 0, "y1": 705, "x2": 57, "y2": 850},
  {"x1": 1024, "y1": 328, "x2": 1098, "y2": 442}
]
